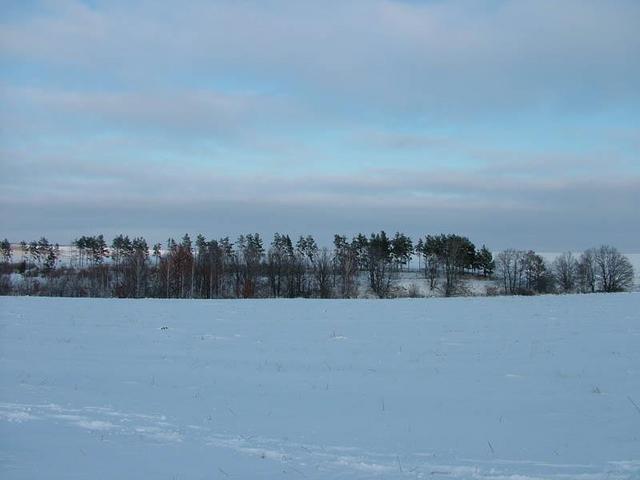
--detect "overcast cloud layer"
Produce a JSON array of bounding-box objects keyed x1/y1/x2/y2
[{"x1": 1, "y1": 0, "x2": 639, "y2": 250}]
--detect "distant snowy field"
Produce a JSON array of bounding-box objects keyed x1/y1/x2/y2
[{"x1": 1, "y1": 295, "x2": 639, "y2": 479}]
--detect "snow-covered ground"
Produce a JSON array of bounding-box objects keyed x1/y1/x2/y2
[{"x1": 1, "y1": 295, "x2": 639, "y2": 479}]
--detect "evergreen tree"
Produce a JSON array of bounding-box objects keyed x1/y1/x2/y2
[
  {"x1": 1, "y1": 239, "x2": 11, "y2": 263},
  {"x1": 477, "y1": 245, "x2": 495, "y2": 277},
  {"x1": 391, "y1": 232, "x2": 413, "y2": 271},
  {"x1": 365, "y1": 231, "x2": 394, "y2": 298}
]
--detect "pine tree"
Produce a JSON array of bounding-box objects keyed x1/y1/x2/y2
[{"x1": 1, "y1": 239, "x2": 12, "y2": 263}]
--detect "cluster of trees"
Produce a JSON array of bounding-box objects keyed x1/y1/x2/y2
[
  {"x1": 0, "y1": 233, "x2": 635, "y2": 299},
  {"x1": 415, "y1": 234, "x2": 494, "y2": 296},
  {"x1": 551, "y1": 247, "x2": 635, "y2": 294},
  {"x1": 495, "y1": 247, "x2": 635, "y2": 295},
  {"x1": 72, "y1": 235, "x2": 109, "y2": 267},
  {"x1": 331, "y1": 231, "x2": 415, "y2": 297},
  {"x1": 156, "y1": 231, "x2": 419, "y2": 299},
  {"x1": 4, "y1": 238, "x2": 62, "y2": 272}
]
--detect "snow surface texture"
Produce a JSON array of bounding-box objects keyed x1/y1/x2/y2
[{"x1": 1, "y1": 295, "x2": 639, "y2": 479}]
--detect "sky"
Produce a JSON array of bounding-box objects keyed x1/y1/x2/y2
[{"x1": 1, "y1": 0, "x2": 639, "y2": 251}]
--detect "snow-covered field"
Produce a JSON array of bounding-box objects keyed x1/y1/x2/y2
[{"x1": 1, "y1": 295, "x2": 639, "y2": 479}]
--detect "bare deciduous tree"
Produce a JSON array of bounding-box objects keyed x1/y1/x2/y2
[
  {"x1": 552, "y1": 252, "x2": 578, "y2": 293},
  {"x1": 577, "y1": 248, "x2": 596, "y2": 293},
  {"x1": 496, "y1": 249, "x2": 524, "y2": 295},
  {"x1": 333, "y1": 235, "x2": 358, "y2": 298},
  {"x1": 593, "y1": 245, "x2": 634, "y2": 292},
  {"x1": 313, "y1": 247, "x2": 333, "y2": 298}
]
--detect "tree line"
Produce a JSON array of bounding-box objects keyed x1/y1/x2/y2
[{"x1": 0, "y1": 233, "x2": 635, "y2": 299}]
